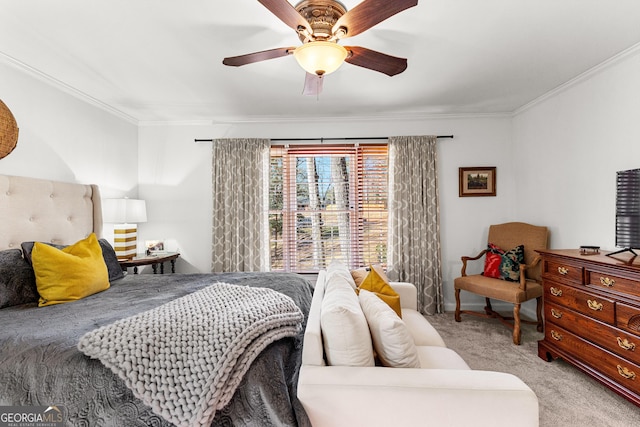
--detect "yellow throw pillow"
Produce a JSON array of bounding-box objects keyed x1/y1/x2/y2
[
  {"x1": 32, "y1": 233, "x2": 110, "y2": 307},
  {"x1": 357, "y1": 265, "x2": 402, "y2": 318},
  {"x1": 351, "y1": 264, "x2": 391, "y2": 287}
]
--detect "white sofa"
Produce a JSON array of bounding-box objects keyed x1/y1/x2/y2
[{"x1": 297, "y1": 269, "x2": 539, "y2": 427}]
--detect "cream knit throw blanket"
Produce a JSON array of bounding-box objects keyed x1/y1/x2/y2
[{"x1": 78, "y1": 282, "x2": 303, "y2": 427}]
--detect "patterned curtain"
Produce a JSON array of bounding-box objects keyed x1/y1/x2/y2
[
  {"x1": 211, "y1": 138, "x2": 269, "y2": 272},
  {"x1": 387, "y1": 136, "x2": 443, "y2": 314}
]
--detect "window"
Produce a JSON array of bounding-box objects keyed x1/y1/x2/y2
[{"x1": 269, "y1": 144, "x2": 388, "y2": 272}]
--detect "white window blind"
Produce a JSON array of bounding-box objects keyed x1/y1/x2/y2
[{"x1": 269, "y1": 144, "x2": 388, "y2": 272}]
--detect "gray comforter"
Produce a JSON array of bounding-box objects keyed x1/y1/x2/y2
[{"x1": 0, "y1": 272, "x2": 313, "y2": 427}]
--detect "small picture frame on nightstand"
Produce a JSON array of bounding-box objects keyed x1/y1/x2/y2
[{"x1": 146, "y1": 240, "x2": 166, "y2": 255}]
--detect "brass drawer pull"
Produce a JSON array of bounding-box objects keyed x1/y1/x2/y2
[
  {"x1": 551, "y1": 308, "x2": 563, "y2": 319},
  {"x1": 600, "y1": 276, "x2": 615, "y2": 287},
  {"x1": 557, "y1": 266, "x2": 569, "y2": 275},
  {"x1": 617, "y1": 337, "x2": 637, "y2": 351},
  {"x1": 587, "y1": 299, "x2": 603, "y2": 311},
  {"x1": 550, "y1": 287, "x2": 563, "y2": 297},
  {"x1": 551, "y1": 330, "x2": 563, "y2": 341},
  {"x1": 617, "y1": 365, "x2": 637, "y2": 380},
  {"x1": 587, "y1": 299, "x2": 604, "y2": 311}
]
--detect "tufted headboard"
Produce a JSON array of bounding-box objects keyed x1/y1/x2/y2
[{"x1": 0, "y1": 174, "x2": 103, "y2": 251}]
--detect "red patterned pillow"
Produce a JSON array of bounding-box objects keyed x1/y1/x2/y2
[
  {"x1": 483, "y1": 243, "x2": 525, "y2": 282},
  {"x1": 483, "y1": 243, "x2": 504, "y2": 279}
]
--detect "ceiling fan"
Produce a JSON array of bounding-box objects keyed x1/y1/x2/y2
[{"x1": 222, "y1": 0, "x2": 418, "y2": 95}]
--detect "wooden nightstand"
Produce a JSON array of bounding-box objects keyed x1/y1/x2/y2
[{"x1": 119, "y1": 252, "x2": 180, "y2": 275}]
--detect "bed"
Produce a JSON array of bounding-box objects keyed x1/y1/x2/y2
[{"x1": 0, "y1": 174, "x2": 313, "y2": 426}]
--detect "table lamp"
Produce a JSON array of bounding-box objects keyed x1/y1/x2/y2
[{"x1": 103, "y1": 198, "x2": 147, "y2": 260}]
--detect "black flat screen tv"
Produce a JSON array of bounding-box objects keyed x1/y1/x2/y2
[{"x1": 608, "y1": 168, "x2": 640, "y2": 257}]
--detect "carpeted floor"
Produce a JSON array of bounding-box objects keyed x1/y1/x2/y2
[{"x1": 427, "y1": 312, "x2": 640, "y2": 427}]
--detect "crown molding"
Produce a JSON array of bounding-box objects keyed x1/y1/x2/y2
[
  {"x1": 6, "y1": 39, "x2": 639, "y2": 126},
  {"x1": 137, "y1": 111, "x2": 512, "y2": 127},
  {"x1": 513, "y1": 41, "x2": 640, "y2": 116},
  {"x1": 0, "y1": 51, "x2": 138, "y2": 125},
  {"x1": 1, "y1": 51, "x2": 510, "y2": 126},
  {"x1": 138, "y1": 120, "x2": 214, "y2": 127}
]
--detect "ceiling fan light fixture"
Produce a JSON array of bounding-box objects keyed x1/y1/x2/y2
[{"x1": 293, "y1": 41, "x2": 348, "y2": 76}]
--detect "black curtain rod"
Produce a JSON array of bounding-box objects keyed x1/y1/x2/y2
[{"x1": 195, "y1": 135, "x2": 453, "y2": 143}]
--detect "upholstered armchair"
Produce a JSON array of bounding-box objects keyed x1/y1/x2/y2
[{"x1": 454, "y1": 222, "x2": 549, "y2": 345}]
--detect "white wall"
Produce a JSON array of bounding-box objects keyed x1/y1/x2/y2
[
  {"x1": 137, "y1": 124, "x2": 213, "y2": 273},
  {"x1": 512, "y1": 49, "x2": 640, "y2": 250},
  {"x1": 510, "y1": 48, "x2": 640, "y2": 317},
  {"x1": 138, "y1": 116, "x2": 514, "y2": 310},
  {"x1": 0, "y1": 60, "x2": 139, "y2": 245}
]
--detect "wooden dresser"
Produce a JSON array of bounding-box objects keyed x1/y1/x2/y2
[{"x1": 537, "y1": 249, "x2": 640, "y2": 406}]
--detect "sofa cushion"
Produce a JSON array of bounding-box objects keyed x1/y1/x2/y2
[
  {"x1": 454, "y1": 274, "x2": 543, "y2": 303},
  {"x1": 350, "y1": 266, "x2": 369, "y2": 287},
  {"x1": 415, "y1": 346, "x2": 471, "y2": 370},
  {"x1": 358, "y1": 265, "x2": 402, "y2": 318},
  {"x1": 359, "y1": 289, "x2": 420, "y2": 368},
  {"x1": 401, "y1": 310, "x2": 447, "y2": 347},
  {"x1": 326, "y1": 260, "x2": 357, "y2": 290},
  {"x1": 321, "y1": 274, "x2": 375, "y2": 367}
]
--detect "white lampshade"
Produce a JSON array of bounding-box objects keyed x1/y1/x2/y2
[
  {"x1": 293, "y1": 41, "x2": 348, "y2": 76},
  {"x1": 103, "y1": 198, "x2": 147, "y2": 224}
]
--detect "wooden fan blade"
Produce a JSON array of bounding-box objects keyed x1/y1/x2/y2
[
  {"x1": 222, "y1": 47, "x2": 296, "y2": 67},
  {"x1": 344, "y1": 46, "x2": 407, "y2": 76},
  {"x1": 258, "y1": 0, "x2": 312, "y2": 33},
  {"x1": 333, "y1": 0, "x2": 418, "y2": 39},
  {"x1": 303, "y1": 73, "x2": 323, "y2": 96}
]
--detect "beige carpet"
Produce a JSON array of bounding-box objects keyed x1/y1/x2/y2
[{"x1": 427, "y1": 312, "x2": 640, "y2": 427}]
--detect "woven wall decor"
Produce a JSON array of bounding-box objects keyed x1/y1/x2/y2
[{"x1": 0, "y1": 100, "x2": 19, "y2": 159}]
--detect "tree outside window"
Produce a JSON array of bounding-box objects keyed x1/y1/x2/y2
[{"x1": 269, "y1": 144, "x2": 388, "y2": 272}]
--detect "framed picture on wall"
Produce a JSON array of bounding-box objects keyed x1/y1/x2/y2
[{"x1": 459, "y1": 167, "x2": 496, "y2": 197}]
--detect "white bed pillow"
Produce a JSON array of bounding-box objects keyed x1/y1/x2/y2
[
  {"x1": 358, "y1": 289, "x2": 421, "y2": 368},
  {"x1": 321, "y1": 276, "x2": 374, "y2": 366}
]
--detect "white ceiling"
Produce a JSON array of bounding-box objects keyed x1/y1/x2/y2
[{"x1": 1, "y1": 0, "x2": 640, "y2": 123}]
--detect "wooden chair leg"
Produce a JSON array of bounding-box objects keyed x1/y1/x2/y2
[
  {"x1": 536, "y1": 296, "x2": 544, "y2": 332},
  {"x1": 512, "y1": 303, "x2": 522, "y2": 345},
  {"x1": 455, "y1": 288, "x2": 462, "y2": 322},
  {"x1": 484, "y1": 297, "x2": 493, "y2": 315}
]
